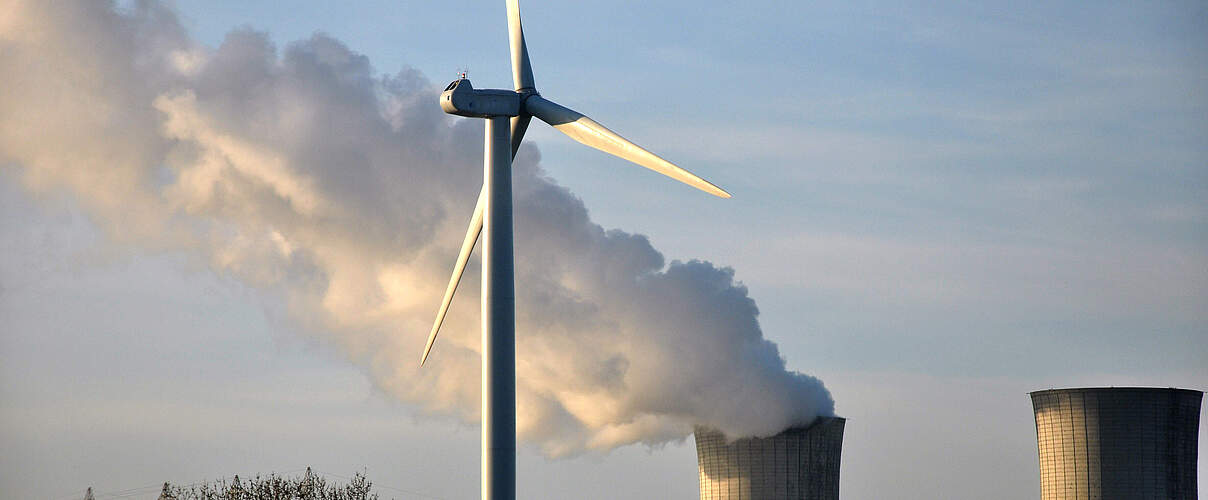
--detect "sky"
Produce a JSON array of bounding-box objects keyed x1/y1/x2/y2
[{"x1": 1, "y1": 1, "x2": 1206, "y2": 499}]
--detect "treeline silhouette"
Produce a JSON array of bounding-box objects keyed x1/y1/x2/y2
[{"x1": 155, "y1": 468, "x2": 378, "y2": 500}]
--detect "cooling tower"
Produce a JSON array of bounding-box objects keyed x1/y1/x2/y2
[
  {"x1": 1030, "y1": 387, "x2": 1202, "y2": 500},
  {"x1": 694, "y1": 417, "x2": 845, "y2": 500}
]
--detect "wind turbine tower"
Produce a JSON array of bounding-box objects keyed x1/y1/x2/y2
[{"x1": 420, "y1": 2, "x2": 730, "y2": 499}]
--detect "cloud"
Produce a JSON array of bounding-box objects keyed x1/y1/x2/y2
[{"x1": 0, "y1": 0, "x2": 832, "y2": 456}]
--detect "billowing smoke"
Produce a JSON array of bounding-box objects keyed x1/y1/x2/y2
[{"x1": 0, "y1": 1, "x2": 832, "y2": 455}]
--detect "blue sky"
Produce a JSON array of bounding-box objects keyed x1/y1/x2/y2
[{"x1": 2, "y1": 1, "x2": 1206, "y2": 499}]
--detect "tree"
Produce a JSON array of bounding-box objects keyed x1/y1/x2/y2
[
  {"x1": 158, "y1": 482, "x2": 176, "y2": 500},
  {"x1": 160, "y1": 468, "x2": 380, "y2": 500}
]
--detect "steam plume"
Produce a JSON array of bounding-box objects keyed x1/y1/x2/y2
[{"x1": 0, "y1": 0, "x2": 832, "y2": 456}]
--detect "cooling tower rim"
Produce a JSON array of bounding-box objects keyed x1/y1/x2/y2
[
  {"x1": 693, "y1": 415, "x2": 846, "y2": 440},
  {"x1": 1029, "y1": 386, "x2": 1202, "y2": 397},
  {"x1": 785, "y1": 415, "x2": 846, "y2": 431}
]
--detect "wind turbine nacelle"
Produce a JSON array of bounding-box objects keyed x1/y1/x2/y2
[{"x1": 440, "y1": 79, "x2": 521, "y2": 118}]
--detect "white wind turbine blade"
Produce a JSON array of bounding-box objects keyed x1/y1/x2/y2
[
  {"x1": 507, "y1": 0, "x2": 536, "y2": 92},
  {"x1": 510, "y1": 114, "x2": 531, "y2": 158},
  {"x1": 507, "y1": 0, "x2": 535, "y2": 156},
  {"x1": 420, "y1": 186, "x2": 486, "y2": 366},
  {"x1": 525, "y1": 95, "x2": 731, "y2": 198}
]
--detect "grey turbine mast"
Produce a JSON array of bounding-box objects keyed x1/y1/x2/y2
[{"x1": 420, "y1": 2, "x2": 729, "y2": 499}]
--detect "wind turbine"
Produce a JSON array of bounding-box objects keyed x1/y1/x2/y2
[{"x1": 420, "y1": 1, "x2": 729, "y2": 499}]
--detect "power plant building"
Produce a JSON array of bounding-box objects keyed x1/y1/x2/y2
[
  {"x1": 1030, "y1": 387, "x2": 1202, "y2": 499},
  {"x1": 694, "y1": 417, "x2": 845, "y2": 500}
]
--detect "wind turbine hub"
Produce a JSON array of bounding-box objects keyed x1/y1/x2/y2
[{"x1": 440, "y1": 78, "x2": 522, "y2": 118}]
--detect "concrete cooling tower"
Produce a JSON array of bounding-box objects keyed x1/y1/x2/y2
[
  {"x1": 1030, "y1": 387, "x2": 1202, "y2": 500},
  {"x1": 694, "y1": 417, "x2": 845, "y2": 500}
]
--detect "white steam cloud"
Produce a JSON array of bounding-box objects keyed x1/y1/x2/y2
[{"x1": 0, "y1": 1, "x2": 832, "y2": 455}]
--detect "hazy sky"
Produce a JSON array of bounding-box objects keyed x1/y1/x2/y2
[{"x1": 2, "y1": 1, "x2": 1206, "y2": 499}]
